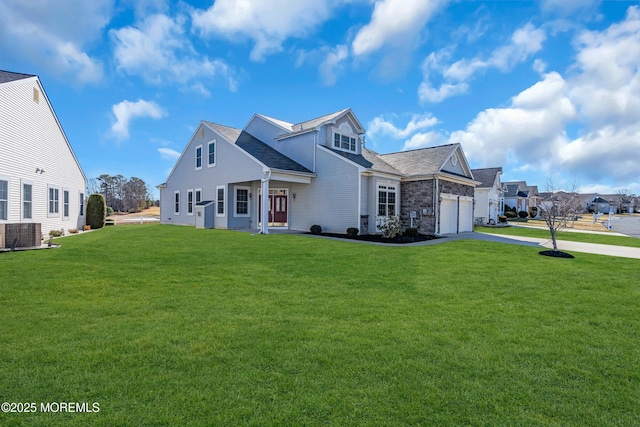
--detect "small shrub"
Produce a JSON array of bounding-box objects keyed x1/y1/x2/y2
[
  {"x1": 504, "y1": 211, "x2": 517, "y2": 219},
  {"x1": 346, "y1": 227, "x2": 359, "y2": 238},
  {"x1": 106, "y1": 206, "x2": 114, "y2": 216},
  {"x1": 49, "y1": 229, "x2": 63, "y2": 237},
  {"x1": 376, "y1": 215, "x2": 402, "y2": 239},
  {"x1": 310, "y1": 224, "x2": 322, "y2": 235},
  {"x1": 68, "y1": 228, "x2": 79, "y2": 234},
  {"x1": 529, "y1": 206, "x2": 538, "y2": 218},
  {"x1": 403, "y1": 227, "x2": 419, "y2": 237},
  {"x1": 498, "y1": 215, "x2": 507, "y2": 223},
  {"x1": 518, "y1": 210, "x2": 529, "y2": 218}
]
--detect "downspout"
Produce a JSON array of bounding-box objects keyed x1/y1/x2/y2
[
  {"x1": 434, "y1": 176, "x2": 439, "y2": 235},
  {"x1": 260, "y1": 170, "x2": 272, "y2": 234}
]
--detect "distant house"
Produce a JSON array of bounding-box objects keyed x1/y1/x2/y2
[
  {"x1": 501, "y1": 181, "x2": 539, "y2": 215},
  {"x1": 158, "y1": 109, "x2": 479, "y2": 235},
  {"x1": 471, "y1": 167, "x2": 502, "y2": 225},
  {"x1": 0, "y1": 70, "x2": 86, "y2": 246}
]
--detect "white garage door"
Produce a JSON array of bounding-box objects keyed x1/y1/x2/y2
[
  {"x1": 459, "y1": 198, "x2": 473, "y2": 232},
  {"x1": 440, "y1": 198, "x2": 457, "y2": 234}
]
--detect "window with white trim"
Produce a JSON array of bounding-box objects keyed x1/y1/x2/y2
[
  {"x1": 234, "y1": 186, "x2": 249, "y2": 217},
  {"x1": 377, "y1": 185, "x2": 396, "y2": 216},
  {"x1": 208, "y1": 141, "x2": 216, "y2": 167},
  {"x1": 195, "y1": 188, "x2": 202, "y2": 206},
  {"x1": 63, "y1": 189, "x2": 70, "y2": 219},
  {"x1": 0, "y1": 178, "x2": 8, "y2": 221},
  {"x1": 23, "y1": 183, "x2": 33, "y2": 220},
  {"x1": 333, "y1": 132, "x2": 358, "y2": 153},
  {"x1": 79, "y1": 192, "x2": 85, "y2": 217},
  {"x1": 195, "y1": 145, "x2": 203, "y2": 170},
  {"x1": 187, "y1": 189, "x2": 194, "y2": 215},
  {"x1": 216, "y1": 186, "x2": 225, "y2": 216},
  {"x1": 174, "y1": 191, "x2": 180, "y2": 215},
  {"x1": 48, "y1": 185, "x2": 59, "y2": 217}
]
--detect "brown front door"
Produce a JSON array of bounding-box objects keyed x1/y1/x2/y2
[{"x1": 273, "y1": 195, "x2": 287, "y2": 223}]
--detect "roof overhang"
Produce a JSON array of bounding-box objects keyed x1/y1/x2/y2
[
  {"x1": 401, "y1": 172, "x2": 481, "y2": 187},
  {"x1": 269, "y1": 169, "x2": 315, "y2": 184}
]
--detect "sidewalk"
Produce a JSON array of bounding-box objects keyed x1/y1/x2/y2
[{"x1": 474, "y1": 232, "x2": 640, "y2": 259}]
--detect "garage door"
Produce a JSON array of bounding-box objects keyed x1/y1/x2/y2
[
  {"x1": 459, "y1": 198, "x2": 473, "y2": 232},
  {"x1": 440, "y1": 198, "x2": 457, "y2": 234}
]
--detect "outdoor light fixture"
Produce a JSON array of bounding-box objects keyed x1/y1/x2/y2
[
  {"x1": 35, "y1": 168, "x2": 45, "y2": 174},
  {"x1": 293, "y1": 193, "x2": 296, "y2": 199},
  {"x1": 249, "y1": 192, "x2": 253, "y2": 199}
]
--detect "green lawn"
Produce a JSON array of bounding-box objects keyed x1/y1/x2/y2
[
  {"x1": 1, "y1": 225, "x2": 638, "y2": 426},
  {"x1": 476, "y1": 225, "x2": 640, "y2": 248}
]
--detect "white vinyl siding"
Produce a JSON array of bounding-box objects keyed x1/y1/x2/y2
[{"x1": 0, "y1": 76, "x2": 86, "y2": 235}]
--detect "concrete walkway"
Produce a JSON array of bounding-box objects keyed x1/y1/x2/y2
[{"x1": 469, "y1": 232, "x2": 640, "y2": 259}]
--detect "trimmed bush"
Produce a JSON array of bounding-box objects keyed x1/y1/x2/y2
[
  {"x1": 68, "y1": 228, "x2": 79, "y2": 234},
  {"x1": 376, "y1": 215, "x2": 402, "y2": 239},
  {"x1": 49, "y1": 229, "x2": 63, "y2": 237},
  {"x1": 529, "y1": 206, "x2": 538, "y2": 218},
  {"x1": 310, "y1": 225, "x2": 322, "y2": 235},
  {"x1": 498, "y1": 215, "x2": 507, "y2": 223},
  {"x1": 86, "y1": 194, "x2": 107, "y2": 229},
  {"x1": 403, "y1": 227, "x2": 419, "y2": 237},
  {"x1": 504, "y1": 211, "x2": 517, "y2": 219},
  {"x1": 346, "y1": 227, "x2": 359, "y2": 238},
  {"x1": 518, "y1": 210, "x2": 529, "y2": 218}
]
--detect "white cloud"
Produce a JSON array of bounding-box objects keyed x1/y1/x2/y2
[
  {"x1": 419, "y1": 23, "x2": 546, "y2": 103},
  {"x1": 158, "y1": 147, "x2": 181, "y2": 160},
  {"x1": 191, "y1": 0, "x2": 335, "y2": 61},
  {"x1": 111, "y1": 99, "x2": 167, "y2": 140},
  {"x1": 368, "y1": 113, "x2": 439, "y2": 140},
  {"x1": 402, "y1": 132, "x2": 447, "y2": 151},
  {"x1": 319, "y1": 45, "x2": 349, "y2": 86},
  {"x1": 352, "y1": 0, "x2": 444, "y2": 57},
  {"x1": 111, "y1": 13, "x2": 238, "y2": 90},
  {"x1": 0, "y1": 0, "x2": 111, "y2": 84}
]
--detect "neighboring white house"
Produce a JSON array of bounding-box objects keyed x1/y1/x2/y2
[
  {"x1": 471, "y1": 167, "x2": 502, "y2": 225},
  {"x1": 158, "y1": 109, "x2": 479, "y2": 235},
  {"x1": 0, "y1": 70, "x2": 86, "y2": 246}
]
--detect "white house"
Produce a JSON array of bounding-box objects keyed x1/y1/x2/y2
[
  {"x1": 158, "y1": 109, "x2": 478, "y2": 235},
  {"x1": 0, "y1": 70, "x2": 86, "y2": 247},
  {"x1": 471, "y1": 167, "x2": 502, "y2": 225}
]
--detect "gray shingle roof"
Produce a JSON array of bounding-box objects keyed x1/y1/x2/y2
[
  {"x1": 378, "y1": 144, "x2": 459, "y2": 176},
  {"x1": 471, "y1": 167, "x2": 502, "y2": 188},
  {"x1": 204, "y1": 122, "x2": 312, "y2": 174},
  {"x1": 0, "y1": 70, "x2": 35, "y2": 84},
  {"x1": 326, "y1": 148, "x2": 374, "y2": 169},
  {"x1": 293, "y1": 109, "x2": 350, "y2": 132},
  {"x1": 362, "y1": 148, "x2": 403, "y2": 174}
]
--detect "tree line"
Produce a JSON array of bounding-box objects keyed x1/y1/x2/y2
[{"x1": 87, "y1": 174, "x2": 154, "y2": 213}]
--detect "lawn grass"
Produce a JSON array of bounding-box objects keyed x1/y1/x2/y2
[
  {"x1": 476, "y1": 225, "x2": 640, "y2": 248},
  {"x1": 1, "y1": 225, "x2": 638, "y2": 426}
]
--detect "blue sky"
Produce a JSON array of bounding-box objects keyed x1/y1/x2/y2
[{"x1": 2, "y1": 0, "x2": 640, "y2": 198}]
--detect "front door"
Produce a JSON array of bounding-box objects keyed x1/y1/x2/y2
[{"x1": 258, "y1": 193, "x2": 288, "y2": 226}]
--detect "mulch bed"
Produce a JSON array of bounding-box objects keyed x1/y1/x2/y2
[
  {"x1": 539, "y1": 250, "x2": 575, "y2": 258},
  {"x1": 310, "y1": 232, "x2": 441, "y2": 244}
]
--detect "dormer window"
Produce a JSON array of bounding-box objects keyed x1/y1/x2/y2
[{"x1": 332, "y1": 131, "x2": 358, "y2": 153}]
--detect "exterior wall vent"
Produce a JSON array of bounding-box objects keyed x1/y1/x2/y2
[{"x1": 33, "y1": 87, "x2": 40, "y2": 103}]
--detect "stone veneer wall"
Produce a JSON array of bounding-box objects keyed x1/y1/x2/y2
[
  {"x1": 400, "y1": 179, "x2": 475, "y2": 235},
  {"x1": 400, "y1": 179, "x2": 436, "y2": 235}
]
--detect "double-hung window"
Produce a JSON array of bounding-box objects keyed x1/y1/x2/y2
[
  {"x1": 187, "y1": 190, "x2": 194, "y2": 215},
  {"x1": 378, "y1": 185, "x2": 396, "y2": 217},
  {"x1": 208, "y1": 141, "x2": 216, "y2": 167},
  {"x1": 216, "y1": 186, "x2": 225, "y2": 216},
  {"x1": 235, "y1": 187, "x2": 249, "y2": 217},
  {"x1": 48, "y1": 185, "x2": 59, "y2": 217},
  {"x1": 174, "y1": 191, "x2": 180, "y2": 215},
  {"x1": 63, "y1": 189, "x2": 70, "y2": 218},
  {"x1": 195, "y1": 145, "x2": 203, "y2": 170},
  {"x1": 79, "y1": 192, "x2": 85, "y2": 217},
  {"x1": 23, "y1": 183, "x2": 33, "y2": 220},
  {"x1": 0, "y1": 179, "x2": 8, "y2": 221}
]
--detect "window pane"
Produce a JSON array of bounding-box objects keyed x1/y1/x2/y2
[
  {"x1": 217, "y1": 188, "x2": 224, "y2": 214},
  {"x1": 196, "y1": 147, "x2": 202, "y2": 168},
  {"x1": 341, "y1": 134, "x2": 350, "y2": 149},
  {"x1": 236, "y1": 189, "x2": 248, "y2": 214},
  {"x1": 334, "y1": 133, "x2": 340, "y2": 147},
  {"x1": 350, "y1": 137, "x2": 356, "y2": 151},
  {"x1": 64, "y1": 190, "x2": 69, "y2": 217},
  {"x1": 208, "y1": 143, "x2": 215, "y2": 164},
  {"x1": 0, "y1": 180, "x2": 8, "y2": 199}
]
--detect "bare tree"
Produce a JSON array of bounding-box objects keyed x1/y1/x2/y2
[
  {"x1": 615, "y1": 188, "x2": 634, "y2": 213},
  {"x1": 538, "y1": 178, "x2": 582, "y2": 252}
]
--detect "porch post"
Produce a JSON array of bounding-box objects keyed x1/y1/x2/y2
[{"x1": 261, "y1": 172, "x2": 270, "y2": 234}]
